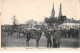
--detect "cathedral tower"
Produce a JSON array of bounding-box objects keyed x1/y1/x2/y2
[
  {"x1": 58, "y1": 3, "x2": 62, "y2": 17},
  {"x1": 51, "y1": 3, "x2": 55, "y2": 17}
]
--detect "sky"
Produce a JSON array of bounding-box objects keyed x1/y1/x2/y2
[{"x1": 1, "y1": 0, "x2": 80, "y2": 25}]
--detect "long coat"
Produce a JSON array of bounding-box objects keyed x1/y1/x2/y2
[{"x1": 53, "y1": 30, "x2": 62, "y2": 44}]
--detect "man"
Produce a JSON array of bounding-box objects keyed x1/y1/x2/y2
[
  {"x1": 10, "y1": 29, "x2": 13, "y2": 35},
  {"x1": 45, "y1": 29, "x2": 52, "y2": 48},
  {"x1": 52, "y1": 30, "x2": 61, "y2": 48}
]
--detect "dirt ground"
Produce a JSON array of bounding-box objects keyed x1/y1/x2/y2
[{"x1": 1, "y1": 32, "x2": 79, "y2": 48}]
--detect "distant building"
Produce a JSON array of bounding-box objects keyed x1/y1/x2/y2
[
  {"x1": 58, "y1": 3, "x2": 62, "y2": 17},
  {"x1": 51, "y1": 3, "x2": 62, "y2": 18},
  {"x1": 49, "y1": 3, "x2": 80, "y2": 30},
  {"x1": 57, "y1": 17, "x2": 80, "y2": 30},
  {"x1": 58, "y1": 23, "x2": 80, "y2": 30},
  {"x1": 51, "y1": 3, "x2": 55, "y2": 17}
]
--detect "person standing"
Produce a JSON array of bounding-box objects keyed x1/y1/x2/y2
[
  {"x1": 45, "y1": 30, "x2": 52, "y2": 48},
  {"x1": 52, "y1": 30, "x2": 61, "y2": 48}
]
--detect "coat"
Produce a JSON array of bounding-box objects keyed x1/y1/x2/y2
[{"x1": 53, "y1": 31, "x2": 61, "y2": 44}]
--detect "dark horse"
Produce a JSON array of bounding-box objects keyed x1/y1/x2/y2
[{"x1": 25, "y1": 29, "x2": 42, "y2": 47}]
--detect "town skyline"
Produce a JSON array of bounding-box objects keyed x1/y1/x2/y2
[{"x1": 1, "y1": 0, "x2": 80, "y2": 25}]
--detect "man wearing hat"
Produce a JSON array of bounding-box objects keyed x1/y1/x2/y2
[{"x1": 45, "y1": 28, "x2": 52, "y2": 48}]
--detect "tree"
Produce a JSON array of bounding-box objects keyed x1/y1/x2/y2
[
  {"x1": 26, "y1": 19, "x2": 38, "y2": 28},
  {"x1": 44, "y1": 16, "x2": 67, "y2": 29},
  {"x1": 45, "y1": 16, "x2": 67, "y2": 24},
  {"x1": 12, "y1": 16, "x2": 18, "y2": 29},
  {"x1": 59, "y1": 16, "x2": 67, "y2": 24}
]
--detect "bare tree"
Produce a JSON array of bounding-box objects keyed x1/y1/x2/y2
[
  {"x1": 26, "y1": 19, "x2": 37, "y2": 29},
  {"x1": 12, "y1": 16, "x2": 18, "y2": 30}
]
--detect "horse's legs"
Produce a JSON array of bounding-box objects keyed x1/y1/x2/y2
[
  {"x1": 26, "y1": 39, "x2": 28, "y2": 46},
  {"x1": 23, "y1": 33, "x2": 25, "y2": 36},
  {"x1": 36, "y1": 39, "x2": 39, "y2": 47},
  {"x1": 9, "y1": 31, "x2": 10, "y2": 35},
  {"x1": 11, "y1": 32, "x2": 12, "y2": 35},
  {"x1": 17, "y1": 32, "x2": 20, "y2": 38},
  {"x1": 8, "y1": 31, "x2": 9, "y2": 35},
  {"x1": 17, "y1": 32, "x2": 18, "y2": 38},
  {"x1": 10, "y1": 31, "x2": 13, "y2": 35},
  {"x1": 26, "y1": 38, "x2": 28, "y2": 46},
  {"x1": 27, "y1": 39, "x2": 29, "y2": 46},
  {"x1": 26, "y1": 37, "x2": 30, "y2": 47},
  {"x1": 19, "y1": 33, "x2": 20, "y2": 38}
]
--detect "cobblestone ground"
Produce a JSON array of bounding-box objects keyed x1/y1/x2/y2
[{"x1": 1, "y1": 32, "x2": 79, "y2": 48}]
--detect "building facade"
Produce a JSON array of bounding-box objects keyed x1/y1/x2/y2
[{"x1": 58, "y1": 23, "x2": 80, "y2": 30}]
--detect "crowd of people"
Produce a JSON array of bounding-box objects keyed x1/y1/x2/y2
[{"x1": 1, "y1": 25, "x2": 79, "y2": 48}]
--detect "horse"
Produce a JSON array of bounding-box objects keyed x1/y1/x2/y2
[
  {"x1": 52, "y1": 30, "x2": 62, "y2": 48},
  {"x1": 17, "y1": 28, "x2": 27, "y2": 38},
  {"x1": 7, "y1": 28, "x2": 18, "y2": 35},
  {"x1": 25, "y1": 29, "x2": 42, "y2": 47}
]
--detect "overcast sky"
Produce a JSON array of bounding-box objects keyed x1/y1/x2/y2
[{"x1": 1, "y1": 0, "x2": 80, "y2": 25}]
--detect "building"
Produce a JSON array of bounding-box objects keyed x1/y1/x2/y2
[
  {"x1": 51, "y1": 3, "x2": 55, "y2": 17},
  {"x1": 58, "y1": 23, "x2": 80, "y2": 30},
  {"x1": 50, "y1": 3, "x2": 80, "y2": 30},
  {"x1": 58, "y1": 3, "x2": 62, "y2": 17},
  {"x1": 51, "y1": 3, "x2": 62, "y2": 18}
]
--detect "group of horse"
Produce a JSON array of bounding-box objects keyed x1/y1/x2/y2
[{"x1": 2, "y1": 27, "x2": 79, "y2": 48}]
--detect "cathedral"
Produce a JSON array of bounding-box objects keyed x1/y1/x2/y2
[
  {"x1": 51, "y1": 3, "x2": 80, "y2": 30},
  {"x1": 51, "y1": 3, "x2": 62, "y2": 18}
]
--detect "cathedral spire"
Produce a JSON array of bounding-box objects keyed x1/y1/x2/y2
[
  {"x1": 58, "y1": 3, "x2": 62, "y2": 17},
  {"x1": 51, "y1": 3, "x2": 55, "y2": 17}
]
